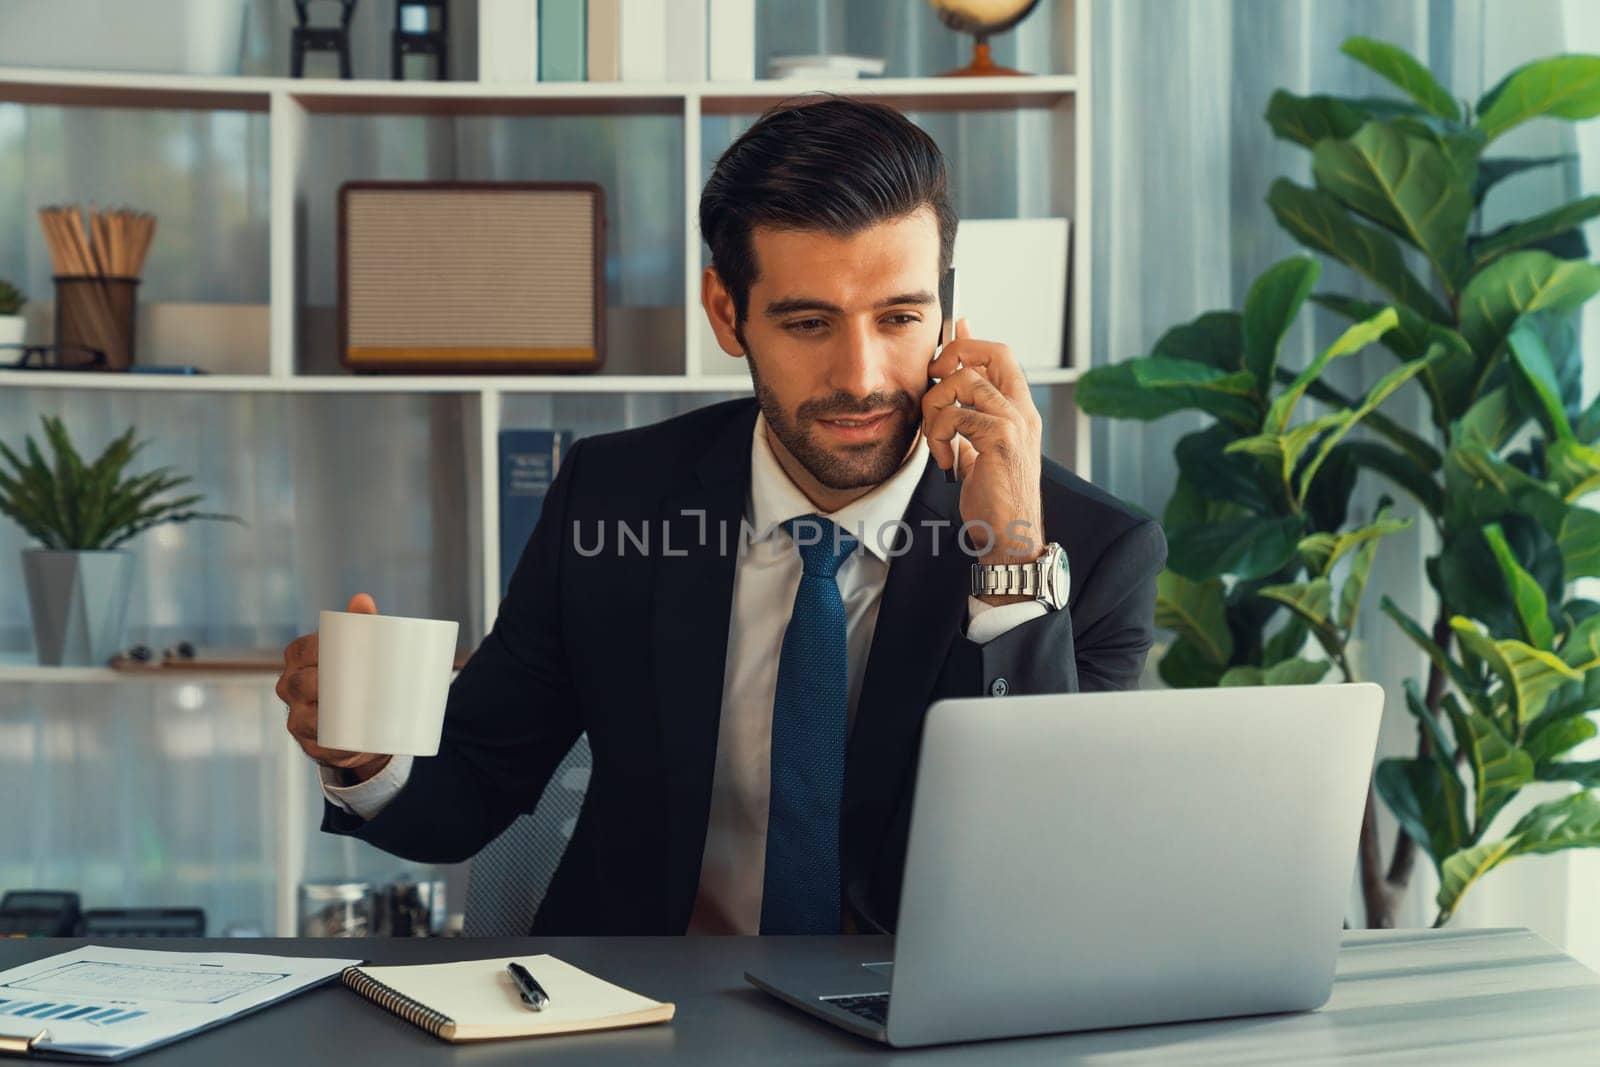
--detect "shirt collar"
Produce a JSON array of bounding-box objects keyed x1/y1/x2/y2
[{"x1": 748, "y1": 410, "x2": 930, "y2": 564}]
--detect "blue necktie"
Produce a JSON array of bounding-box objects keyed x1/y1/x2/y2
[{"x1": 760, "y1": 514, "x2": 858, "y2": 934}]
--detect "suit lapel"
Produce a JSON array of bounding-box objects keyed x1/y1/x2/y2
[
  {"x1": 842, "y1": 457, "x2": 969, "y2": 920},
  {"x1": 653, "y1": 399, "x2": 757, "y2": 930}
]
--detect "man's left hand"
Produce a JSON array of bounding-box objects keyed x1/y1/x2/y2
[{"x1": 923, "y1": 317, "x2": 1046, "y2": 574}]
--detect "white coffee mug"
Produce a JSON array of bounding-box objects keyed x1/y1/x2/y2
[{"x1": 316, "y1": 610, "x2": 459, "y2": 756}]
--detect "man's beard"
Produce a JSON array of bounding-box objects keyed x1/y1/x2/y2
[{"x1": 747, "y1": 351, "x2": 921, "y2": 491}]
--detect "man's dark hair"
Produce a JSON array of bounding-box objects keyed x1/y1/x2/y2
[{"x1": 699, "y1": 95, "x2": 958, "y2": 348}]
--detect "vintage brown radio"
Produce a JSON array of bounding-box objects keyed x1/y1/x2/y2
[{"x1": 338, "y1": 181, "x2": 606, "y2": 373}]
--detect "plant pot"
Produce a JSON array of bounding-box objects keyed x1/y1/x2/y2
[
  {"x1": 0, "y1": 314, "x2": 23, "y2": 347},
  {"x1": 21, "y1": 549, "x2": 135, "y2": 666}
]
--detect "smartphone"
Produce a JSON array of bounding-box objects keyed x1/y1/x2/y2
[{"x1": 932, "y1": 266, "x2": 961, "y2": 483}]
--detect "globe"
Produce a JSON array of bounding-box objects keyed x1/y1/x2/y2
[{"x1": 928, "y1": 0, "x2": 1043, "y2": 77}]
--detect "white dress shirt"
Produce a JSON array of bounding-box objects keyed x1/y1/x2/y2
[{"x1": 320, "y1": 414, "x2": 1047, "y2": 933}]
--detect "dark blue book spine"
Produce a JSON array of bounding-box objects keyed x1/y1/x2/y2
[{"x1": 499, "y1": 429, "x2": 573, "y2": 598}]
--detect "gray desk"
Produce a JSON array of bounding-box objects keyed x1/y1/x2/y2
[{"x1": 2, "y1": 928, "x2": 1597, "y2": 1064}]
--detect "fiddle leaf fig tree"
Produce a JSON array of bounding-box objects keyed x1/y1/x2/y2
[
  {"x1": 0, "y1": 414, "x2": 241, "y2": 550},
  {"x1": 1080, "y1": 255, "x2": 1428, "y2": 926},
  {"x1": 1261, "y1": 37, "x2": 1600, "y2": 926},
  {"x1": 1080, "y1": 255, "x2": 1421, "y2": 689}
]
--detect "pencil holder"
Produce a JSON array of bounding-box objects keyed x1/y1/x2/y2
[{"x1": 54, "y1": 274, "x2": 139, "y2": 371}]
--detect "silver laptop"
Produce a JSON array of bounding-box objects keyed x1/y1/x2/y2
[{"x1": 745, "y1": 682, "x2": 1383, "y2": 1048}]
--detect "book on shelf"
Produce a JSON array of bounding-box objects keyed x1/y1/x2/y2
[
  {"x1": 663, "y1": 0, "x2": 707, "y2": 83},
  {"x1": 618, "y1": 0, "x2": 667, "y2": 81},
  {"x1": 479, "y1": 0, "x2": 539, "y2": 82},
  {"x1": 586, "y1": 0, "x2": 620, "y2": 80},
  {"x1": 707, "y1": 0, "x2": 755, "y2": 81},
  {"x1": 538, "y1": 0, "x2": 587, "y2": 81},
  {"x1": 499, "y1": 429, "x2": 575, "y2": 599}
]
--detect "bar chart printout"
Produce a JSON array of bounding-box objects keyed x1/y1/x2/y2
[{"x1": 0, "y1": 945, "x2": 359, "y2": 1060}]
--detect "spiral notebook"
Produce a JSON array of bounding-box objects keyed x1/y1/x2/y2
[{"x1": 340, "y1": 954, "x2": 673, "y2": 1043}]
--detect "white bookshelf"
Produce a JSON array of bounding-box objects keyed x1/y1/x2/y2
[{"x1": 0, "y1": 0, "x2": 1091, "y2": 934}]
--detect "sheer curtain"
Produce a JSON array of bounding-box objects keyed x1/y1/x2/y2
[{"x1": 1092, "y1": 0, "x2": 1600, "y2": 962}]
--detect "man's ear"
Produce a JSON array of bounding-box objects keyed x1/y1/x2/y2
[{"x1": 701, "y1": 267, "x2": 747, "y2": 359}]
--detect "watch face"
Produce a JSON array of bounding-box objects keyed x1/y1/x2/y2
[{"x1": 1048, "y1": 545, "x2": 1071, "y2": 607}]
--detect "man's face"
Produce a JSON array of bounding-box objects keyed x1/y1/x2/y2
[{"x1": 704, "y1": 207, "x2": 942, "y2": 494}]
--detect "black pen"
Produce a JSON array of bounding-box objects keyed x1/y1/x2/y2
[{"x1": 506, "y1": 960, "x2": 549, "y2": 1011}]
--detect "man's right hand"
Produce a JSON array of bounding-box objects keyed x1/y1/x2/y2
[{"x1": 278, "y1": 592, "x2": 392, "y2": 784}]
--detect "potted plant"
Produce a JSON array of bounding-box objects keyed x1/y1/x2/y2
[
  {"x1": 1084, "y1": 36, "x2": 1600, "y2": 929},
  {"x1": 1263, "y1": 37, "x2": 1600, "y2": 928},
  {"x1": 0, "y1": 278, "x2": 24, "y2": 348},
  {"x1": 0, "y1": 415, "x2": 242, "y2": 666}
]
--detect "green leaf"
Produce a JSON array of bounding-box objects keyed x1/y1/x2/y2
[
  {"x1": 1163, "y1": 475, "x2": 1248, "y2": 531},
  {"x1": 1443, "y1": 438, "x2": 1569, "y2": 538},
  {"x1": 1455, "y1": 387, "x2": 1525, "y2": 452},
  {"x1": 1263, "y1": 656, "x2": 1333, "y2": 685},
  {"x1": 1526, "y1": 716, "x2": 1598, "y2": 767},
  {"x1": 1434, "y1": 521, "x2": 1563, "y2": 643},
  {"x1": 1578, "y1": 393, "x2": 1600, "y2": 444},
  {"x1": 1474, "y1": 195, "x2": 1600, "y2": 268},
  {"x1": 1150, "y1": 311, "x2": 1245, "y2": 371},
  {"x1": 1217, "y1": 665, "x2": 1265, "y2": 687},
  {"x1": 1450, "y1": 617, "x2": 1583, "y2": 732},
  {"x1": 1475, "y1": 154, "x2": 1574, "y2": 206},
  {"x1": 1076, "y1": 358, "x2": 1261, "y2": 430},
  {"x1": 1559, "y1": 507, "x2": 1600, "y2": 583},
  {"x1": 1341, "y1": 37, "x2": 1462, "y2": 121},
  {"x1": 1259, "y1": 580, "x2": 1343, "y2": 661},
  {"x1": 1242, "y1": 257, "x2": 1319, "y2": 389},
  {"x1": 1294, "y1": 352, "x2": 1437, "y2": 504},
  {"x1": 1267, "y1": 179, "x2": 1453, "y2": 323},
  {"x1": 1175, "y1": 425, "x2": 1273, "y2": 513},
  {"x1": 1155, "y1": 570, "x2": 1233, "y2": 666},
  {"x1": 1259, "y1": 578, "x2": 1333, "y2": 628},
  {"x1": 1376, "y1": 758, "x2": 1467, "y2": 873},
  {"x1": 1336, "y1": 441, "x2": 1444, "y2": 518},
  {"x1": 1506, "y1": 319, "x2": 1575, "y2": 440},
  {"x1": 1300, "y1": 439, "x2": 1359, "y2": 534},
  {"x1": 1159, "y1": 636, "x2": 1228, "y2": 688},
  {"x1": 1437, "y1": 838, "x2": 1518, "y2": 921},
  {"x1": 1476, "y1": 55, "x2": 1600, "y2": 142},
  {"x1": 1218, "y1": 657, "x2": 1333, "y2": 687},
  {"x1": 1311, "y1": 294, "x2": 1477, "y2": 424},
  {"x1": 1482, "y1": 523, "x2": 1556, "y2": 649},
  {"x1": 1312, "y1": 122, "x2": 1474, "y2": 290},
  {"x1": 1263, "y1": 613, "x2": 1311, "y2": 664},
  {"x1": 1166, "y1": 515, "x2": 1305, "y2": 583},
  {"x1": 1226, "y1": 412, "x2": 1345, "y2": 504},
  {"x1": 1441, "y1": 700, "x2": 1535, "y2": 832},
  {"x1": 1381, "y1": 595, "x2": 1493, "y2": 716},
  {"x1": 1558, "y1": 610, "x2": 1600, "y2": 672},
  {"x1": 1265, "y1": 90, "x2": 1365, "y2": 146},
  {"x1": 1546, "y1": 438, "x2": 1600, "y2": 503},
  {"x1": 1265, "y1": 306, "x2": 1399, "y2": 435},
  {"x1": 1537, "y1": 760, "x2": 1600, "y2": 786},
  {"x1": 1276, "y1": 363, "x2": 1443, "y2": 470},
  {"x1": 1403, "y1": 677, "x2": 1456, "y2": 761},
  {"x1": 1459, "y1": 252, "x2": 1600, "y2": 377},
  {"x1": 1339, "y1": 507, "x2": 1407, "y2": 631},
  {"x1": 1298, "y1": 510, "x2": 1411, "y2": 576}
]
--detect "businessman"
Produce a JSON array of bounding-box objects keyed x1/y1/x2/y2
[{"x1": 278, "y1": 96, "x2": 1167, "y2": 936}]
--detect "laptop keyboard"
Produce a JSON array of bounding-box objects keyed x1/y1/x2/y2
[{"x1": 825, "y1": 993, "x2": 890, "y2": 1026}]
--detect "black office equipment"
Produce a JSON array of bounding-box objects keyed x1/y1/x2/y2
[
  {"x1": 77, "y1": 908, "x2": 206, "y2": 939},
  {"x1": 291, "y1": 0, "x2": 359, "y2": 79},
  {"x1": 393, "y1": 0, "x2": 449, "y2": 80},
  {"x1": 0, "y1": 892, "x2": 81, "y2": 938}
]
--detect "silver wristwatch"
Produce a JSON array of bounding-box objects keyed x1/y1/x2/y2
[{"x1": 970, "y1": 541, "x2": 1070, "y2": 610}]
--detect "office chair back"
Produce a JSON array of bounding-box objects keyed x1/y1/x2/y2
[{"x1": 461, "y1": 735, "x2": 590, "y2": 936}]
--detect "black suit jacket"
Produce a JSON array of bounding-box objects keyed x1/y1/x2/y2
[{"x1": 322, "y1": 397, "x2": 1167, "y2": 934}]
